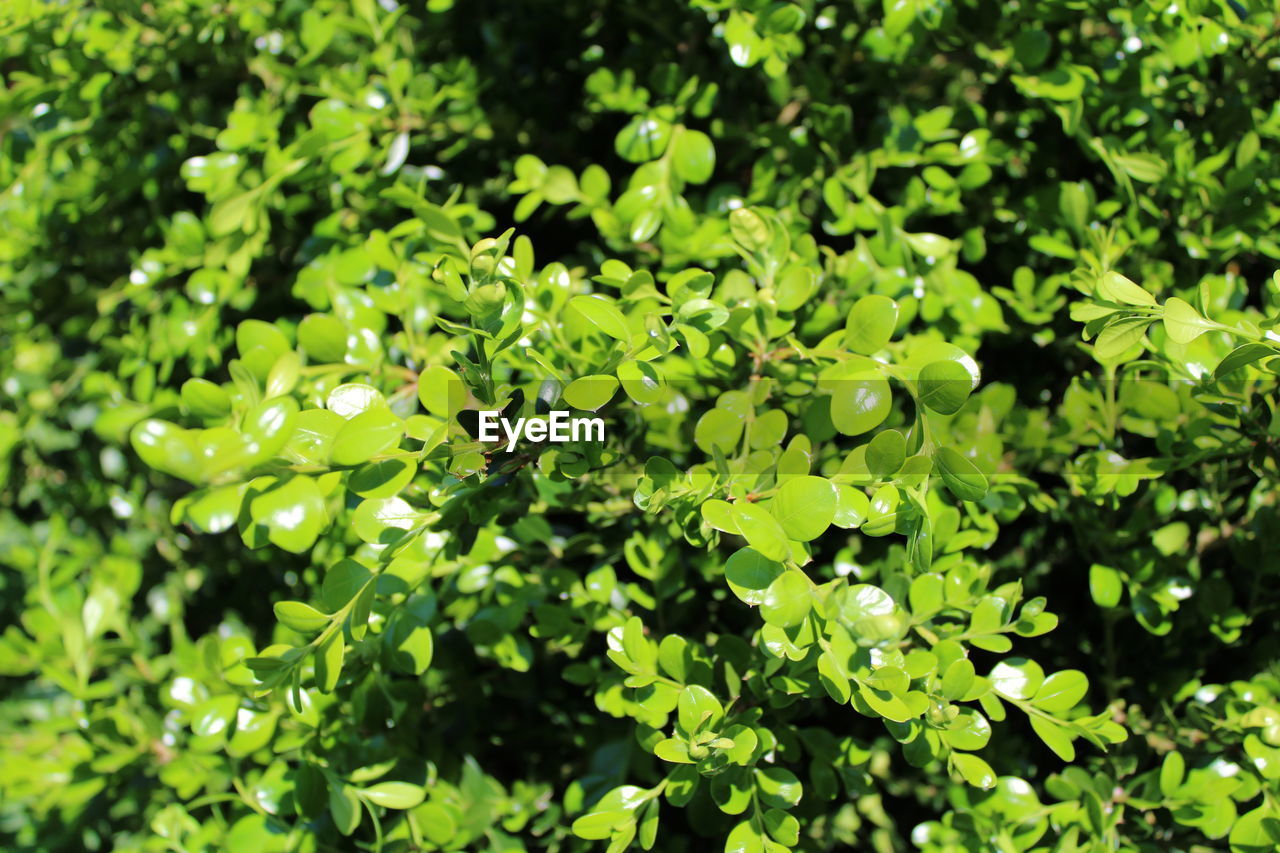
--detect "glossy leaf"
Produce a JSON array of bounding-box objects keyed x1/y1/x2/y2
[
  {"x1": 831, "y1": 378, "x2": 891, "y2": 436},
  {"x1": 844, "y1": 295, "x2": 898, "y2": 355},
  {"x1": 673, "y1": 129, "x2": 715, "y2": 184},
  {"x1": 934, "y1": 447, "x2": 988, "y2": 502},
  {"x1": 570, "y1": 294, "x2": 632, "y2": 343},
  {"x1": 769, "y1": 476, "x2": 837, "y2": 541},
  {"x1": 760, "y1": 571, "x2": 812, "y2": 628},
  {"x1": 918, "y1": 360, "x2": 973, "y2": 415},
  {"x1": 359, "y1": 781, "x2": 425, "y2": 810}
]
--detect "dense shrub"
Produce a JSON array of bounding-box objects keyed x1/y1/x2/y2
[{"x1": 3, "y1": 1, "x2": 1280, "y2": 851}]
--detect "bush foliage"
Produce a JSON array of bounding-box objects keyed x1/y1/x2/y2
[{"x1": 3, "y1": 1, "x2": 1280, "y2": 851}]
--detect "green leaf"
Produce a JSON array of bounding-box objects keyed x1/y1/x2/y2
[
  {"x1": 386, "y1": 596, "x2": 434, "y2": 675},
  {"x1": 677, "y1": 301, "x2": 729, "y2": 332},
  {"x1": 418, "y1": 366, "x2": 464, "y2": 417},
  {"x1": 265, "y1": 351, "x2": 301, "y2": 398},
  {"x1": 1029, "y1": 716, "x2": 1076, "y2": 761},
  {"x1": 762, "y1": 809, "x2": 800, "y2": 846},
  {"x1": 564, "y1": 375, "x2": 620, "y2": 411},
  {"x1": 702, "y1": 499, "x2": 740, "y2": 534},
  {"x1": 830, "y1": 583, "x2": 898, "y2": 635},
  {"x1": 908, "y1": 572, "x2": 944, "y2": 616},
  {"x1": 769, "y1": 476, "x2": 837, "y2": 541},
  {"x1": 249, "y1": 476, "x2": 326, "y2": 553},
  {"x1": 667, "y1": 268, "x2": 715, "y2": 303},
  {"x1": 1214, "y1": 343, "x2": 1276, "y2": 379},
  {"x1": 1032, "y1": 670, "x2": 1088, "y2": 712},
  {"x1": 1096, "y1": 271, "x2": 1156, "y2": 306},
  {"x1": 191, "y1": 695, "x2": 238, "y2": 738},
  {"x1": 844, "y1": 295, "x2": 899, "y2": 355},
  {"x1": 725, "y1": 548, "x2": 785, "y2": 606},
  {"x1": 273, "y1": 601, "x2": 330, "y2": 633},
  {"x1": 857, "y1": 681, "x2": 918, "y2": 722},
  {"x1": 630, "y1": 209, "x2": 661, "y2": 243},
  {"x1": 673, "y1": 129, "x2": 716, "y2": 184},
  {"x1": 132, "y1": 419, "x2": 201, "y2": 482},
  {"x1": 723, "y1": 725, "x2": 758, "y2": 766},
  {"x1": 969, "y1": 596, "x2": 1006, "y2": 633},
  {"x1": 316, "y1": 632, "x2": 344, "y2": 693},
  {"x1": 348, "y1": 457, "x2": 416, "y2": 499},
  {"x1": 943, "y1": 708, "x2": 992, "y2": 751},
  {"x1": 1229, "y1": 805, "x2": 1280, "y2": 853},
  {"x1": 352, "y1": 496, "x2": 428, "y2": 544},
  {"x1": 831, "y1": 377, "x2": 891, "y2": 436},
  {"x1": 328, "y1": 383, "x2": 386, "y2": 419},
  {"x1": 227, "y1": 709, "x2": 278, "y2": 759},
  {"x1": 1159, "y1": 751, "x2": 1185, "y2": 796},
  {"x1": 241, "y1": 398, "x2": 300, "y2": 465},
  {"x1": 732, "y1": 502, "x2": 790, "y2": 561},
  {"x1": 618, "y1": 360, "x2": 666, "y2": 405},
  {"x1": 570, "y1": 294, "x2": 632, "y2": 343},
  {"x1": 760, "y1": 571, "x2": 812, "y2": 628},
  {"x1": 951, "y1": 753, "x2": 996, "y2": 789},
  {"x1": 415, "y1": 803, "x2": 457, "y2": 846},
  {"x1": 572, "y1": 809, "x2": 631, "y2": 840},
  {"x1": 774, "y1": 266, "x2": 816, "y2": 312},
  {"x1": 695, "y1": 408, "x2": 744, "y2": 454},
  {"x1": 283, "y1": 409, "x2": 345, "y2": 465},
  {"x1": 654, "y1": 738, "x2": 693, "y2": 764},
  {"x1": 209, "y1": 191, "x2": 256, "y2": 236},
  {"x1": 832, "y1": 484, "x2": 870, "y2": 529},
  {"x1": 865, "y1": 663, "x2": 910, "y2": 696},
  {"x1": 616, "y1": 115, "x2": 672, "y2": 162},
  {"x1": 330, "y1": 407, "x2": 405, "y2": 466},
  {"x1": 1094, "y1": 316, "x2": 1153, "y2": 360},
  {"x1": 1114, "y1": 152, "x2": 1167, "y2": 183},
  {"x1": 761, "y1": 3, "x2": 805, "y2": 33},
  {"x1": 818, "y1": 649, "x2": 852, "y2": 703},
  {"x1": 934, "y1": 447, "x2": 988, "y2": 502},
  {"x1": 754, "y1": 766, "x2": 802, "y2": 809},
  {"x1": 990, "y1": 658, "x2": 1045, "y2": 700},
  {"x1": 236, "y1": 319, "x2": 290, "y2": 364},
  {"x1": 725, "y1": 818, "x2": 766, "y2": 853},
  {"x1": 904, "y1": 232, "x2": 951, "y2": 258},
  {"x1": 1238, "y1": 737, "x2": 1277, "y2": 781},
  {"x1": 323, "y1": 560, "x2": 374, "y2": 610},
  {"x1": 710, "y1": 773, "x2": 751, "y2": 817},
  {"x1": 941, "y1": 658, "x2": 976, "y2": 701},
  {"x1": 917, "y1": 360, "x2": 973, "y2": 415},
  {"x1": 183, "y1": 483, "x2": 248, "y2": 533},
  {"x1": 729, "y1": 208, "x2": 770, "y2": 254},
  {"x1": 1162, "y1": 296, "x2": 1215, "y2": 344},
  {"x1": 541, "y1": 166, "x2": 579, "y2": 204},
  {"x1": 181, "y1": 378, "x2": 232, "y2": 419},
  {"x1": 359, "y1": 781, "x2": 425, "y2": 810},
  {"x1": 637, "y1": 798, "x2": 660, "y2": 850},
  {"x1": 677, "y1": 685, "x2": 724, "y2": 734},
  {"x1": 329, "y1": 784, "x2": 362, "y2": 836},
  {"x1": 865, "y1": 430, "x2": 906, "y2": 477},
  {"x1": 1088, "y1": 564, "x2": 1123, "y2": 608},
  {"x1": 298, "y1": 314, "x2": 348, "y2": 362},
  {"x1": 970, "y1": 634, "x2": 1013, "y2": 654}
]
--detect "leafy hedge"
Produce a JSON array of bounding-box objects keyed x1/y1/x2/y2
[{"x1": 3, "y1": 1, "x2": 1280, "y2": 851}]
